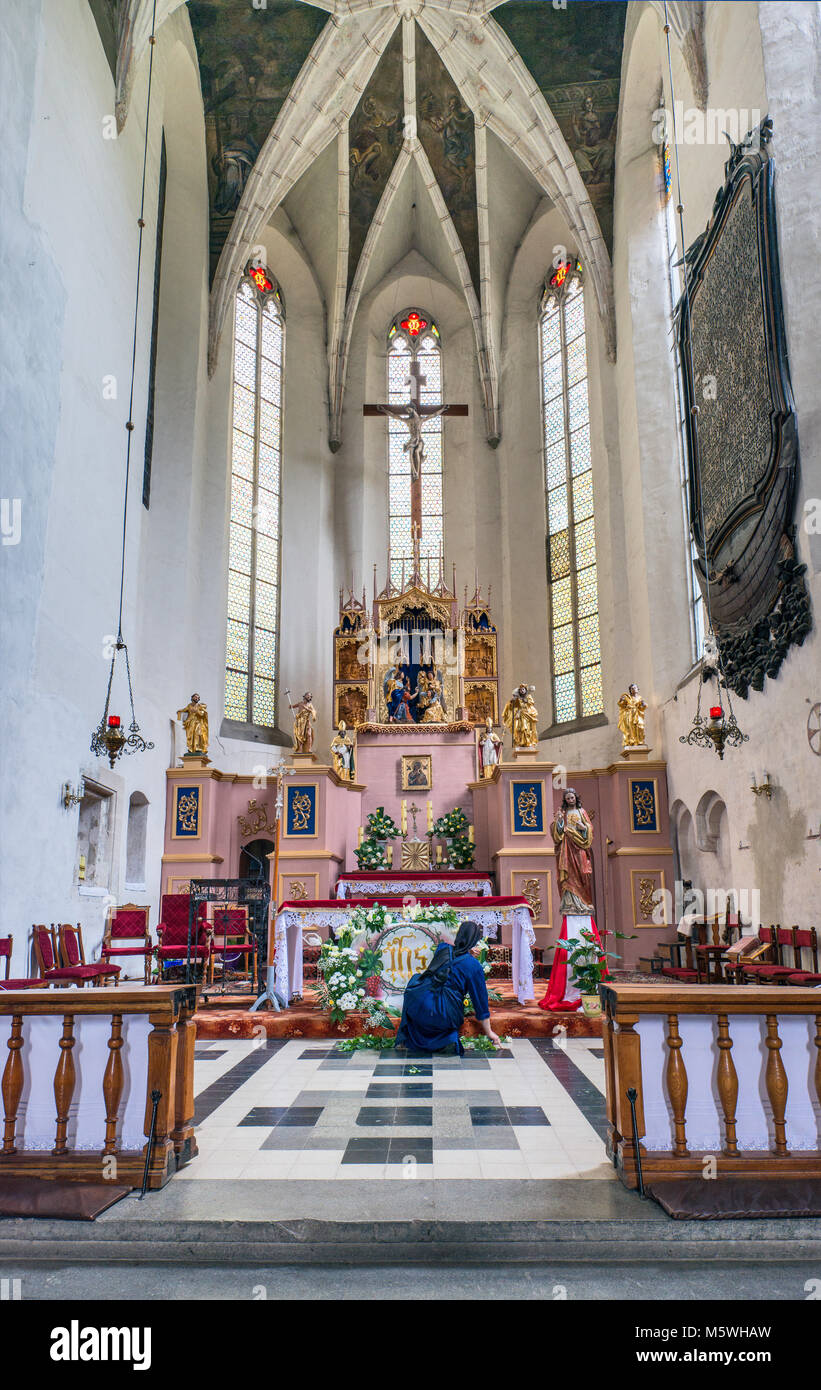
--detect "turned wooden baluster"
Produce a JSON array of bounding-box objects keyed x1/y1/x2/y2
[
  {"x1": 815, "y1": 1013, "x2": 821, "y2": 1120},
  {"x1": 102, "y1": 1013, "x2": 124, "y2": 1155},
  {"x1": 52, "y1": 1013, "x2": 76, "y2": 1156},
  {"x1": 2, "y1": 1015, "x2": 25, "y2": 1155},
  {"x1": 715, "y1": 1013, "x2": 739, "y2": 1155},
  {"x1": 765, "y1": 1014, "x2": 789, "y2": 1157},
  {"x1": 665, "y1": 1013, "x2": 689, "y2": 1155}
]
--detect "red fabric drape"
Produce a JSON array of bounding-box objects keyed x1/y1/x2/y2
[{"x1": 539, "y1": 915, "x2": 604, "y2": 1012}]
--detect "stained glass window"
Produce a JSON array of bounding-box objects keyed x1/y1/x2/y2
[
  {"x1": 387, "y1": 310, "x2": 444, "y2": 588},
  {"x1": 224, "y1": 265, "x2": 285, "y2": 730},
  {"x1": 539, "y1": 261, "x2": 603, "y2": 724}
]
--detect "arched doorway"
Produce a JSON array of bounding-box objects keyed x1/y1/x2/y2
[{"x1": 239, "y1": 838, "x2": 274, "y2": 882}]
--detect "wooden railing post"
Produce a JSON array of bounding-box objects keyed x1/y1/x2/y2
[
  {"x1": 171, "y1": 990, "x2": 198, "y2": 1164},
  {"x1": 665, "y1": 1013, "x2": 689, "y2": 1156},
  {"x1": 2, "y1": 1015, "x2": 24, "y2": 1155},
  {"x1": 765, "y1": 1014, "x2": 789, "y2": 1156},
  {"x1": 715, "y1": 1013, "x2": 739, "y2": 1155},
  {"x1": 52, "y1": 1013, "x2": 76, "y2": 1156},
  {"x1": 102, "y1": 1013, "x2": 124, "y2": 1155},
  {"x1": 610, "y1": 1007, "x2": 645, "y2": 1186},
  {"x1": 814, "y1": 1013, "x2": 821, "y2": 1116},
  {"x1": 143, "y1": 1009, "x2": 179, "y2": 1188}
]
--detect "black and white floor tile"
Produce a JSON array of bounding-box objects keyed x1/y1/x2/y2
[{"x1": 179, "y1": 1038, "x2": 615, "y2": 1182}]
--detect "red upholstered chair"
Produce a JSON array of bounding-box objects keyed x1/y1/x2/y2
[
  {"x1": 58, "y1": 924, "x2": 120, "y2": 987},
  {"x1": 155, "y1": 895, "x2": 210, "y2": 980},
  {"x1": 659, "y1": 924, "x2": 699, "y2": 983},
  {"x1": 208, "y1": 906, "x2": 254, "y2": 985},
  {"x1": 0, "y1": 936, "x2": 40, "y2": 989},
  {"x1": 32, "y1": 924, "x2": 108, "y2": 988},
  {"x1": 102, "y1": 903, "x2": 153, "y2": 984},
  {"x1": 739, "y1": 926, "x2": 793, "y2": 984},
  {"x1": 786, "y1": 927, "x2": 821, "y2": 985}
]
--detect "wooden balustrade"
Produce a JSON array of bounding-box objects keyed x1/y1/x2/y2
[
  {"x1": 0, "y1": 986, "x2": 197, "y2": 1189},
  {"x1": 601, "y1": 983, "x2": 821, "y2": 1190}
]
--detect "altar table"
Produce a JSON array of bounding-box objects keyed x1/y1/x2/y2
[
  {"x1": 335, "y1": 872, "x2": 495, "y2": 899},
  {"x1": 273, "y1": 896, "x2": 536, "y2": 1006}
]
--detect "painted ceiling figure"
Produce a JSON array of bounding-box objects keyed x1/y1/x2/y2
[
  {"x1": 212, "y1": 135, "x2": 259, "y2": 215},
  {"x1": 571, "y1": 94, "x2": 614, "y2": 186},
  {"x1": 349, "y1": 95, "x2": 401, "y2": 185}
]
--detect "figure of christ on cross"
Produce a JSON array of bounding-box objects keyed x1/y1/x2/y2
[{"x1": 364, "y1": 358, "x2": 468, "y2": 535}]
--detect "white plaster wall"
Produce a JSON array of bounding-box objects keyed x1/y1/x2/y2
[{"x1": 621, "y1": 2, "x2": 821, "y2": 924}]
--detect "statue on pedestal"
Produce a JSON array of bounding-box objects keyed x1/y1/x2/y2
[
  {"x1": 176, "y1": 693, "x2": 209, "y2": 756},
  {"x1": 502, "y1": 683, "x2": 539, "y2": 750},
  {"x1": 478, "y1": 717, "x2": 502, "y2": 777},
  {"x1": 552, "y1": 788, "x2": 595, "y2": 915},
  {"x1": 617, "y1": 683, "x2": 647, "y2": 749},
  {"x1": 289, "y1": 690, "x2": 317, "y2": 753},
  {"x1": 330, "y1": 720, "x2": 355, "y2": 780},
  {"x1": 417, "y1": 665, "x2": 447, "y2": 723}
]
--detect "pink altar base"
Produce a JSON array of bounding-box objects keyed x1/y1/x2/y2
[{"x1": 161, "y1": 745, "x2": 675, "y2": 970}]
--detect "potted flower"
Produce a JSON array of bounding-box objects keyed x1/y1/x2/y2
[{"x1": 560, "y1": 926, "x2": 635, "y2": 1017}]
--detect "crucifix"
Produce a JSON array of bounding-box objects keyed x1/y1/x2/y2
[{"x1": 364, "y1": 357, "x2": 468, "y2": 535}]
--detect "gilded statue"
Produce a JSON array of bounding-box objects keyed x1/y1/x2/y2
[
  {"x1": 478, "y1": 717, "x2": 502, "y2": 778},
  {"x1": 176, "y1": 693, "x2": 209, "y2": 756},
  {"x1": 552, "y1": 788, "x2": 595, "y2": 915},
  {"x1": 502, "y1": 683, "x2": 539, "y2": 749},
  {"x1": 289, "y1": 690, "x2": 317, "y2": 754},
  {"x1": 617, "y1": 683, "x2": 647, "y2": 749},
  {"x1": 330, "y1": 720, "x2": 355, "y2": 780}
]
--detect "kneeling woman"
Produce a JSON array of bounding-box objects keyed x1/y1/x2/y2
[{"x1": 396, "y1": 921, "x2": 500, "y2": 1054}]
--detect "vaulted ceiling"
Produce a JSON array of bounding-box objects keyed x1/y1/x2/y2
[{"x1": 107, "y1": 0, "x2": 642, "y2": 445}]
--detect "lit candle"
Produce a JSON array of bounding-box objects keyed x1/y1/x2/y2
[
  {"x1": 427, "y1": 799, "x2": 433, "y2": 832},
  {"x1": 401, "y1": 799, "x2": 407, "y2": 835},
  {"x1": 468, "y1": 824, "x2": 474, "y2": 845},
  {"x1": 357, "y1": 825, "x2": 363, "y2": 847},
  {"x1": 108, "y1": 715, "x2": 121, "y2": 728}
]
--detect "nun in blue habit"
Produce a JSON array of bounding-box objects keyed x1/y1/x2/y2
[{"x1": 395, "y1": 920, "x2": 501, "y2": 1055}]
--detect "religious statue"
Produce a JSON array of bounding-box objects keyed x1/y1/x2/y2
[
  {"x1": 417, "y1": 665, "x2": 447, "y2": 723},
  {"x1": 330, "y1": 720, "x2": 355, "y2": 780},
  {"x1": 502, "y1": 683, "x2": 539, "y2": 750},
  {"x1": 477, "y1": 717, "x2": 502, "y2": 778},
  {"x1": 288, "y1": 690, "x2": 317, "y2": 753},
  {"x1": 552, "y1": 788, "x2": 595, "y2": 915},
  {"x1": 376, "y1": 400, "x2": 449, "y2": 481},
  {"x1": 384, "y1": 665, "x2": 415, "y2": 723},
  {"x1": 617, "y1": 683, "x2": 647, "y2": 749},
  {"x1": 176, "y1": 693, "x2": 209, "y2": 756}
]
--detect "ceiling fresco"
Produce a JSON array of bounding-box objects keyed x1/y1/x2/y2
[
  {"x1": 347, "y1": 25, "x2": 404, "y2": 294},
  {"x1": 493, "y1": 1, "x2": 627, "y2": 253},
  {"x1": 187, "y1": 0, "x2": 329, "y2": 282},
  {"x1": 415, "y1": 26, "x2": 480, "y2": 297}
]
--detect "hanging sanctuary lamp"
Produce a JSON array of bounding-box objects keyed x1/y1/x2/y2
[
  {"x1": 659, "y1": 2, "x2": 747, "y2": 760},
  {"x1": 90, "y1": 4, "x2": 158, "y2": 769}
]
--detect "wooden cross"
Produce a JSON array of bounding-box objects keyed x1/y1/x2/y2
[{"x1": 364, "y1": 358, "x2": 468, "y2": 537}]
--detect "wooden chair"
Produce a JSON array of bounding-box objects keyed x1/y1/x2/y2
[
  {"x1": 58, "y1": 924, "x2": 120, "y2": 987},
  {"x1": 101, "y1": 903, "x2": 152, "y2": 984},
  {"x1": 658, "y1": 925, "x2": 698, "y2": 982},
  {"x1": 0, "y1": 936, "x2": 40, "y2": 989},
  {"x1": 786, "y1": 927, "x2": 821, "y2": 985},
  {"x1": 32, "y1": 924, "x2": 105, "y2": 988},
  {"x1": 208, "y1": 906, "x2": 254, "y2": 986},
  {"x1": 155, "y1": 894, "x2": 210, "y2": 980},
  {"x1": 738, "y1": 926, "x2": 794, "y2": 984}
]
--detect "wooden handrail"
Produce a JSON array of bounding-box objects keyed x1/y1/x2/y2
[
  {"x1": 601, "y1": 982, "x2": 821, "y2": 1190},
  {"x1": 0, "y1": 985, "x2": 197, "y2": 1189}
]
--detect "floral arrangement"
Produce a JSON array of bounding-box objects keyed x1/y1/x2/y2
[
  {"x1": 400, "y1": 902, "x2": 461, "y2": 936},
  {"x1": 560, "y1": 925, "x2": 636, "y2": 994},
  {"x1": 447, "y1": 835, "x2": 475, "y2": 869},
  {"x1": 347, "y1": 903, "x2": 395, "y2": 938},
  {"x1": 433, "y1": 807, "x2": 470, "y2": 839},
  {"x1": 316, "y1": 936, "x2": 370, "y2": 1024},
  {"x1": 354, "y1": 837, "x2": 388, "y2": 870},
  {"x1": 366, "y1": 806, "x2": 400, "y2": 840}
]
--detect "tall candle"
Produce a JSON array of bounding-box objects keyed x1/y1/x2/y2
[
  {"x1": 386, "y1": 844, "x2": 393, "y2": 867},
  {"x1": 401, "y1": 799, "x2": 407, "y2": 835},
  {"x1": 357, "y1": 825, "x2": 363, "y2": 847},
  {"x1": 468, "y1": 824, "x2": 474, "y2": 845},
  {"x1": 436, "y1": 843, "x2": 443, "y2": 864},
  {"x1": 427, "y1": 799, "x2": 433, "y2": 831}
]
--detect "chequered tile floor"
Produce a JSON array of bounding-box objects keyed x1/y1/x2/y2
[{"x1": 179, "y1": 1038, "x2": 615, "y2": 1182}]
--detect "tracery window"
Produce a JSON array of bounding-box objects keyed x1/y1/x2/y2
[
  {"x1": 224, "y1": 264, "x2": 285, "y2": 731},
  {"x1": 539, "y1": 260, "x2": 603, "y2": 725},
  {"x1": 387, "y1": 310, "x2": 444, "y2": 588}
]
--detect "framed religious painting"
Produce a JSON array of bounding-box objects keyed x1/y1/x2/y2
[{"x1": 401, "y1": 754, "x2": 432, "y2": 791}]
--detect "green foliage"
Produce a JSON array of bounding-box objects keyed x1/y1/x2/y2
[
  {"x1": 354, "y1": 837, "x2": 387, "y2": 869},
  {"x1": 560, "y1": 925, "x2": 637, "y2": 995},
  {"x1": 462, "y1": 1035, "x2": 510, "y2": 1053},
  {"x1": 433, "y1": 806, "x2": 470, "y2": 838},
  {"x1": 448, "y1": 834, "x2": 475, "y2": 868},
  {"x1": 335, "y1": 1034, "x2": 397, "y2": 1053},
  {"x1": 366, "y1": 806, "x2": 400, "y2": 840}
]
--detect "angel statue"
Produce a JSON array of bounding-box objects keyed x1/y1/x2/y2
[
  {"x1": 330, "y1": 720, "x2": 355, "y2": 780},
  {"x1": 288, "y1": 690, "x2": 317, "y2": 753},
  {"x1": 502, "y1": 683, "x2": 539, "y2": 750},
  {"x1": 478, "y1": 717, "x2": 502, "y2": 778},
  {"x1": 176, "y1": 693, "x2": 209, "y2": 756},
  {"x1": 617, "y1": 683, "x2": 647, "y2": 749}
]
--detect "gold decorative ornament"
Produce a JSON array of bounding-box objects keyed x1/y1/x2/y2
[
  {"x1": 177, "y1": 693, "x2": 209, "y2": 756},
  {"x1": 290, "y1": 791, "x2": 313, "y2": 833},
  {"x1": 638, "y1": 876, "x2": 658, "y2": 918},
  {"x1": 517, "y1": 787, "x2": 540, "y2": 829},
  {"x1": 631, "y1": 783, "x2": 656, "y2": 828},
  {"x1": 502, "y1": 683, "x2": 539, "y2": 749},
  {"x1": 522, "y1": 877, "x2": 542, "y2": 918},
  {"x1": 287, "y1": 880, "x2": 308, "y2": 901},
  {"x1": 176, "y1": 792, "x2": 200, "y2": 834},
  {"x1": 237, "y1": 799, "x2": 274, "y2": 838},
  {"x1": 401, "y1": 839, "x2": 432, "y2": 871}
]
